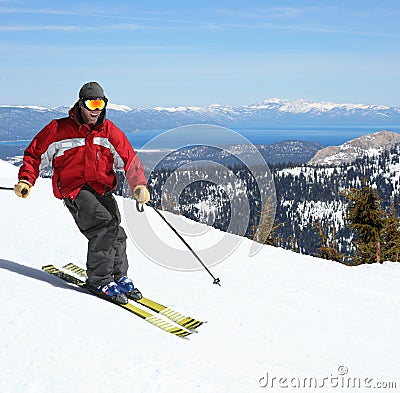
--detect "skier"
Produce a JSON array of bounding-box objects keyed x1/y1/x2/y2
[{"x1": 14, "y1": 81, "x2": 150, "y2": 304}]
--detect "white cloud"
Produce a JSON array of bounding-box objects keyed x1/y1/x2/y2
[{"x1": 0, "y1": 25, "x2": 80, "y2": 31}]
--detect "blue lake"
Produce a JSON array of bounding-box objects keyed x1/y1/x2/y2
[
  {"x1": 125, "y1": 124, "x2": 400, "y2": 149},
  {"x1": 1, "y1": 124, "x2": 400, "y2": 154}
]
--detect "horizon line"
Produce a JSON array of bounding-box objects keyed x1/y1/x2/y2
[{"x1": 0, "y1": 97, "x2": 397, "y2": 110}]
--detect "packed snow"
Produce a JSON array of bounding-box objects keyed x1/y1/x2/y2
[{"x1": 1, "y1": 159, "x2": 400, "y2": 393}]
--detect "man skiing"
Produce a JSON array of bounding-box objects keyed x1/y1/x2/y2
[{"x1": 14, "y1": 81, "x2": 150, "y2": 304}]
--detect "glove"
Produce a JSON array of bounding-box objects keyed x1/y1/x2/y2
[
  {"x1": 133, "y1": 185, "x2": 150, "y2": 204},
  {"x1": 14, "y1": 180, "x2": 32, "y2": 198}
]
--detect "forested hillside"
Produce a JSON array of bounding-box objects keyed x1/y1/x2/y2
[{"x1": 134, "y1": 143, "x2": 400, "y2": 263}]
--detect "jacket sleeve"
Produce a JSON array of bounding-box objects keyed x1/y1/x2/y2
[
  {"x1": 108, "y1": 122, "x2": 147, "y2": 190},
  {"x1": 18, "y1": 120, "x2": 58, "y2": 186}
]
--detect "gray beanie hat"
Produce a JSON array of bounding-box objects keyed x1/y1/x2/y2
[{"x1": 79, "y1": 81, "x2": 106, "y2": 99}]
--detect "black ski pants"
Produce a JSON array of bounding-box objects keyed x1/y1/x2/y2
[{"x1": 64, "y1": 186, "x2": 129, "y2": 287}]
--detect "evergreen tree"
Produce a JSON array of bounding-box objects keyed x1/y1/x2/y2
[
  {"x1": 251, "y1": 196, "x2": 282, "y2": 247},
  {"x1": 341, "y1": 183, "x2": 384, "y2": 264},
  {"x1": 314, "y1": 220, "x2": 345, "y2": 263},
  {"x1": 382, "y1": 199, "x2": 400, "y2": 262}
]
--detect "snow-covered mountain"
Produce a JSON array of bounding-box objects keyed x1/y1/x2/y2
[
  {"x1": 272, "y1": 139, "x2": 400, "y2": 256},
  {"x1": 1, "y1": 158, "x2": 400, "y2": 392},
  {"x1": 1, "y1": 98, "x2": 399, "y2": 141},
  {"x1": 248, "y1": 98, "x2": 392, "y2": 115},
  {"x1": 136, "y1": 98, "x2": 398, "y2": 121},
  {"x1": 308, "y1": 130, "x2": 400, "y2": 166},
  {"x1": 76, "y1": 98, "x2": 400, "y2": 128}
]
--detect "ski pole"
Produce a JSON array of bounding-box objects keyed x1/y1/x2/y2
[
  {"x1": 135, "y1": 200, "x2": 221, "y2": 286},
  {"x1": 0, "y1": 186, "x2": 28, "y2": 195}
]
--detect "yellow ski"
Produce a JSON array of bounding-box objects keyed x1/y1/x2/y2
[
  {"x1": 63, "y1": 262, "x2": 204, "y2": 331},
  {"x1": 42, "y1": 265, "x2": 192, "y2": 338}
]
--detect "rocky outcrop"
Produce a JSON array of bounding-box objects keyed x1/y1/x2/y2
[{"x1": 308, "y1": 130, "x2": 400, "y2": 166}]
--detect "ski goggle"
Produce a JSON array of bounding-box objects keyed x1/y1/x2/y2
[{"x1": 83, "y1": 98, "x2": 106, "y2": 111}]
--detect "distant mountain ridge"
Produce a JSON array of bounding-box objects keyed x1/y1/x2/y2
[
  {"x1": 0, "y1": 98, "x2": 399, "y2": 141},
  {"x1": 308, "y1": 130, "x2": 400, "y2": 166},
  {"x1": 136, "y1": 140, "x2": 324, "y2": 169}
]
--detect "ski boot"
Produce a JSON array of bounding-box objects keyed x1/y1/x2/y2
[
  {"x1": 117, "y1": 276, "x2": 143, "y2": 300},
  {"x1": 97, "y1": 281, "x2": 128, "y2": 305}
]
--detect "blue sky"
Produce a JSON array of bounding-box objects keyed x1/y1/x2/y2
[{"x1": 0, "y1": 0, "x2": 399, "y2": 108}]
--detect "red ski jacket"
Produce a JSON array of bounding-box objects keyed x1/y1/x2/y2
[{"x1": 18, "y1": 104, "x2": 147, "y2": 200}]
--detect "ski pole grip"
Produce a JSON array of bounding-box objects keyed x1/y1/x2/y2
[{"x1": 21, "y1": 188, "x2": 28, "y2": 196}]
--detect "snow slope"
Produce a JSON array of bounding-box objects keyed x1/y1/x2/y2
[{"x1": 1, "y1": 159, "x2": 400, "y2": 393}]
